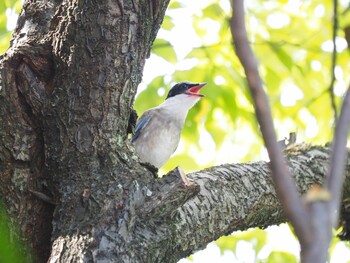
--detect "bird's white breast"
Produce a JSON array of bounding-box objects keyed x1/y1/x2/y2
[
  {"x1": 134, "y1": 111, "x2": 182, "y2": 168},
  {"x1": 134, "y1": 93, "x2": 201, "y2": 168}
]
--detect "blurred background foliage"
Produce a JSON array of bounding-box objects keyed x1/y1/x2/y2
[
  {"x1": 136, "y1": 0, "x2": 350, "y2": 262},
  {"x1": 0, "y1": 202, "x2": 27, "y2": 263},
  {"x1": 136, "y1": 0, "x2": 350, "y2": 174},
  {"x1": 0, "y1": 0, "x2": 20, "y2": 53},
  {"x1": 1, "y1": 0, "x2": 350, "y2": 262}
]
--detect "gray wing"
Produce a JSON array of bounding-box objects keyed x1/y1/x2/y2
[{"x1": 131, "y1": 112, "x2": 152, "y2": 143}]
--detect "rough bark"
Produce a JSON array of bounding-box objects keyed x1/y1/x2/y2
[
  {"x1": 0, "y1": 0, "x2": 169, "y2": 262},
  {"x1": 0, "y1": 1, "x2": 350, "y2": 263}
]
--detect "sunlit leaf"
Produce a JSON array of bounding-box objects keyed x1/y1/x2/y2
[
  {"x1": 268, "y1": 43, "x2": 294, "y2": 71},
  {"x1": 215, "y1": 228, "x2": 268, "y2": 254},
  {"x1": 168, "y1": 1, "x2": 182, "y2": 9},
  {"x1": 267, "y1": 251, "x2": 298, "y2": 263},
  {"x1": 152, "y1": 38, "x2": 177, "y2": 64},
  {"x1": 163, "y1": 153, "x2": 199, "y2": 173},
  {"x1": 162, "y1": 15, "x2": 174, "y2": 31},
  {"x1": 134, "y1": 76, "x2": 165, "y2": 114},
  {"x1": 202, "y1": 3, "x2": 223, "y2": 20}
]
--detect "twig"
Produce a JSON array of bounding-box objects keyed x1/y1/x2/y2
[
  {"x1": 329, "y1": 0, "x2": 339, "y2": 122},
  {"x1": 229, "y1": 0, "x2": 312, "y2": 245}
]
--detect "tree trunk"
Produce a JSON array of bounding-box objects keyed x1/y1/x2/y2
[
  {"x1": 1, "y1": 1, "x2": 350, "y2": 263},
  {"x1": 0, "y1": 0, "x2": 169, "y2": 262}
]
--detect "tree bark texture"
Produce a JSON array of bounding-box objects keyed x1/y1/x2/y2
[
  {"x1": 0, "y1": 0, "x2": 169, "y2": 262},
  {"x1": 0, "y1": 1, "x2": 350, "y2": 263}
]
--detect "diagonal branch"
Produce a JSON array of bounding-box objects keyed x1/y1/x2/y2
[
  {"x1": 326, "y1": 84, "x2": 350, "y2": 226},
  {"x1": 229, "y1": 0, "x2": 311, "y2": 245}
]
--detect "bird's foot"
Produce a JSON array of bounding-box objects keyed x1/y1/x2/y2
[{"x1": 177, "y1": 167, "x2": 196, "y2": 187}]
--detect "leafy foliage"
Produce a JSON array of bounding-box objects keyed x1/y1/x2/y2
[
  {"x1": 135, "y1": 0, "x2": 350, "y2": 174},
  {"x1": 216, "y1": 228, "x2": 268, "y2": 256},
  {"x1": 0, "y1": 202, "x2": 28, "y2": 263},
  {"x1": 0, "y1": 0, "x2": 21, "y2": 54},
  {"x1": 134, "y1": 0, "x2": 350, "y2": 261}
]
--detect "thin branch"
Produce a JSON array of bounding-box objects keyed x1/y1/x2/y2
[
  {"x1": 326, "y1": 84, "x2": 350, "y2": 227},
  {"x1": 229, "y1": 0, "x2": 312, "y2": 245},
  {"x1": 329, "y1": 0, "x2": 339, "y2": 122}
]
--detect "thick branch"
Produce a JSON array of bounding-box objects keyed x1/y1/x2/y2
[{"x1": 110, "y1": 145, "x2": 348, "y2": 263}]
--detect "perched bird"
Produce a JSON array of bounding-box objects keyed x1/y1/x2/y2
[{"x1": 132, "y1": 81, "x2": 206, "y2": 169}]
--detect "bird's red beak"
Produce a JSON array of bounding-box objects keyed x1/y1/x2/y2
[{"x1": 186, "y1": 83, "x2": 207, "y2": 97}]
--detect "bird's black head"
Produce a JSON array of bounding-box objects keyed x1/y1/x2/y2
[{"x1": 165, "y1": 81, "x2": 206, "y2": 100}]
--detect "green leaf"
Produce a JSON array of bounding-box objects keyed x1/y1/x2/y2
[
  {"x1": 265, "y1": 66, "x2": 281, "y2": 92},
  {"x1": 168, "y1": 1, "x2": 182, "y2": 9},
  {"x1": 202, "y1": 3, "x2": 223, "y2": 20},
  {"x1": 215, "y1": 228, "x2": 268, "y2": 254},
  {"x1": 152, "y1": 38, "x2": 177, "y2": 63},
  {"x1": 267, "y1": 251, "x2": 298, "y2": 263},
  {"x1": 134, "y1": 76, "x2": 165, "y2": 114},
  {"x1": 268, "y1": 43, "x2": 294, "y2": 71},
  {"x1": 162, "y1": 153, "x2": 200, "y2": 173},
  {"x1": 161, "y1": 15, "x2": 174, "y2": 31},
  {"x1": 0, "y1": 203, "x2": 28, "y2": 263}
]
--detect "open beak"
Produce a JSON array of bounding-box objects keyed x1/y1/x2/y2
[{"x1": 186, "y1": 82, "x2": 207, "y2": 97}]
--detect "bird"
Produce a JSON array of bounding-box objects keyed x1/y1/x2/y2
[{"x1": 131, "y1": 81, "x2": 206, "y2": 170}]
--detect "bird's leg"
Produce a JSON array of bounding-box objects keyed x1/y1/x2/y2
[{"x1": 177, "y1": 167, "x2": 196, "y2": 187}]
